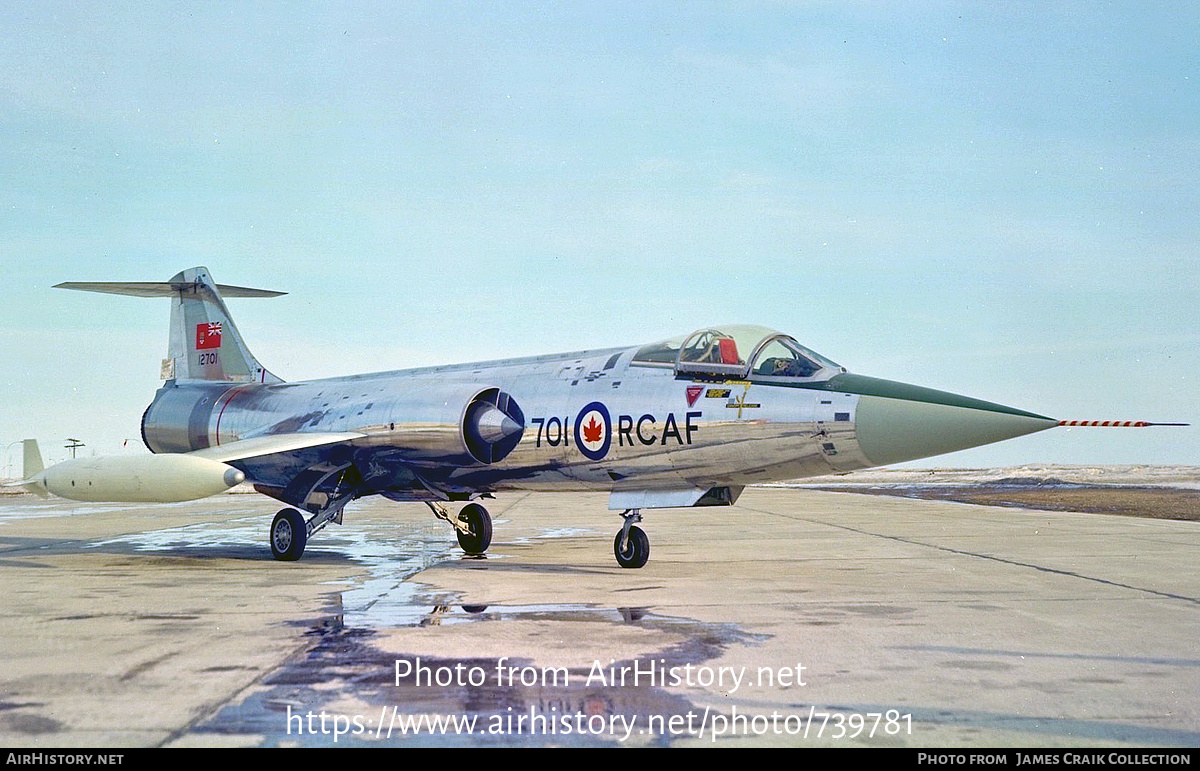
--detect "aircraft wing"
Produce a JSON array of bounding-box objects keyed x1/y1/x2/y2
[
  {"x1": 5, "y1": 433, "x2": 367, "y2": 504},
  {"x1": 188, "y1": 432, "x2": 366, "y2": 463},
  {"x1": 189, "y1": 432, "x2": 372, "y2": 512}
]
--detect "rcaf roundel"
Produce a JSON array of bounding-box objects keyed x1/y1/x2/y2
[{"x1": 573, "y1": 401, "x2": 612, "y2": 461}]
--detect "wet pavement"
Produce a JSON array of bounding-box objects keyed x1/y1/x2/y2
[
  {"x1": 197, "y1": 605, "x2": 759, "y2": 747},
  {"x1": 1, "y1": 487, "x2": 1199, "y2": 747}
]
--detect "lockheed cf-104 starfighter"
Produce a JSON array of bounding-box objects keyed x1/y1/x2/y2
[{"x1": 15, "y1": 267, "x2": 1174, "y2": 568}]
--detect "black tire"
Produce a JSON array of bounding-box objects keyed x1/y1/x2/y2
[
  {"x1": 614, "y1": 525, "x2": 650, "y2": 569},
  {"x1": 270, "y1": 508, "x2": 307, "y2": 561},
  {"x1": 456, "y1": 503, "x2": 492, "y2": 555}
]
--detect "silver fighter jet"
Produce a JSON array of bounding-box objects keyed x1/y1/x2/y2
[{"x1": 17, "y1": 266, "x2": 1153, "y2": 568}]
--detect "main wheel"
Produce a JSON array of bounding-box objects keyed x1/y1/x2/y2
[
  {"x1": 614, "y1": 525, "x2": 650, "y2": 569},
  {"x1": 270, "y1": 508, "x2": 308, "y2": 561},
  {"x1": 456, "y1": 503, "x2": 492, "y2": 555}
]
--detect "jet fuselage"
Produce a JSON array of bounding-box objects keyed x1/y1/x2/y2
[
  {"x1": 140, "y1": 335, "x2": 1055, "y2": 512},
  {"x1": 39, "y1": 268, "x2": 1069, "y2": 566}
]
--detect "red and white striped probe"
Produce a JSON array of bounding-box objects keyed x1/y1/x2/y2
[{"x1": 1058, "y1": 420, "x2": 1189, "y2": 427}]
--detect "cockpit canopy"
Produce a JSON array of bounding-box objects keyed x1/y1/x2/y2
[{"x1": 632, "y1": 324, "x2": 841, "y2": 380}]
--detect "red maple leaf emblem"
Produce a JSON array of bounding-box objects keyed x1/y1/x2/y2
[{"x1": 582, "y1": 415, "x2": 604, "y2": 444}]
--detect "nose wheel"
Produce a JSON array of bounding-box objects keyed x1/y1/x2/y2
[{"x1": 614, "y1": 509, "x2": 649, "y2": 568}]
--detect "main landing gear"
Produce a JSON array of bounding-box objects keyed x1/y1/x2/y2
[
  {"x1": 271, "y1": 500, "x2": 495, "y2": 561},
  {"x1": 614, "y1": 509, "x2": 649, "y2": 569},
  {"x1": 270, "y1": 463, "x2": 357, "y2": 561},
  {"x1": 270, "y1": 508, "x2": 307, "y2": 561},
  {"x1": 270, "y1": 498, "x2": 350, "y2": 561},
  {"x1": 427, "y1": 501, "x2": 493, "y2": 556}
]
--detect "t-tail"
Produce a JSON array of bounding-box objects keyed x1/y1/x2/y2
[{"x1": 55, "y1": 266, "x2": 284, "y2": 384}]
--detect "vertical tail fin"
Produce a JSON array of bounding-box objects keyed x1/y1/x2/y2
[
  {"x1": 55, "y1": 266, "x2": 285, "y2": 384},
  {"x1": 3, "y1": 439, "x2": 49, "y2": 496},
  {"x1": 161, "y1": 267, "x2": 284, "y2": 383},
  {"x1": 22, "y1": 439, "x2": 43, "y2": 478}
]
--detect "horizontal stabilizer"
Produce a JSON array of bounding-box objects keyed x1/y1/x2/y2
[
  {"x1": 54, "y1": 281, "x2": 285, "y2": 298},
  {"x1": 58, "y1": 267, "x2": 283, "y2": 384}
]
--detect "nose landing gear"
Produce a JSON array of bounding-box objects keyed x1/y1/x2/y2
[{"x1": 614, "y1": 509, "x2": 649, "y2": 568}]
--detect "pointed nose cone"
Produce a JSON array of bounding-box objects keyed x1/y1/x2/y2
[{"x1": 848, "y1": 377, "x2": 1058, "y2": 467}]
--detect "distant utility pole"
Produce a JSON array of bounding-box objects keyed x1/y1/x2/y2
[
  {"x1": 65, "y1": 438, "x2": 84, "y2": 459},
  {"x1": 2, "y1": 440, "x2": 21, "y2": 479}
]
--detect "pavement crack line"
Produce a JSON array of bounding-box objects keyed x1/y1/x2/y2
[
  {"x1": 158, "y1": 632, "x2": 325, "y2": 747},
  {"x1": 743, "y1": 505, "x2": 1200, "y2": 607}
]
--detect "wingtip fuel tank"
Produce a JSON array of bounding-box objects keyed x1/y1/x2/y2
[{"x1": 24, "y1": 453, "x2": 245, "y2": 503}]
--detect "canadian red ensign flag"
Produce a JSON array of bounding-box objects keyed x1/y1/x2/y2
[{"x1": 196, "y1": 322, "x2": 222, "y2": 349}]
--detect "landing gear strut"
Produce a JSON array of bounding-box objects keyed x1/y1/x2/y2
[
  {"x1": 269, "y1": 464, "x2": 356, "y2": 561},
  {"x1": 614, "y1": 509, "x2": 649, "y2": 569},
  {"x1": 427, "y1": 501, "x2": 493, "y2": 556}
]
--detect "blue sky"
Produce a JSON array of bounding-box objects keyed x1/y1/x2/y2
[{"x1": 1, "y1": 2, "x2": 1195, "y2": 469}]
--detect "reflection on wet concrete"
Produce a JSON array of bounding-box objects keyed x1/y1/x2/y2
[
  {"x1": 197, "y1": 597, "x2": 764, "y2": 747},
  {"x1": 6, "y1": 490, "x2": 1200, "y2": 746},
  {"x1": 75, "y1": 505, "x2": 766, "y2": 746}
]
